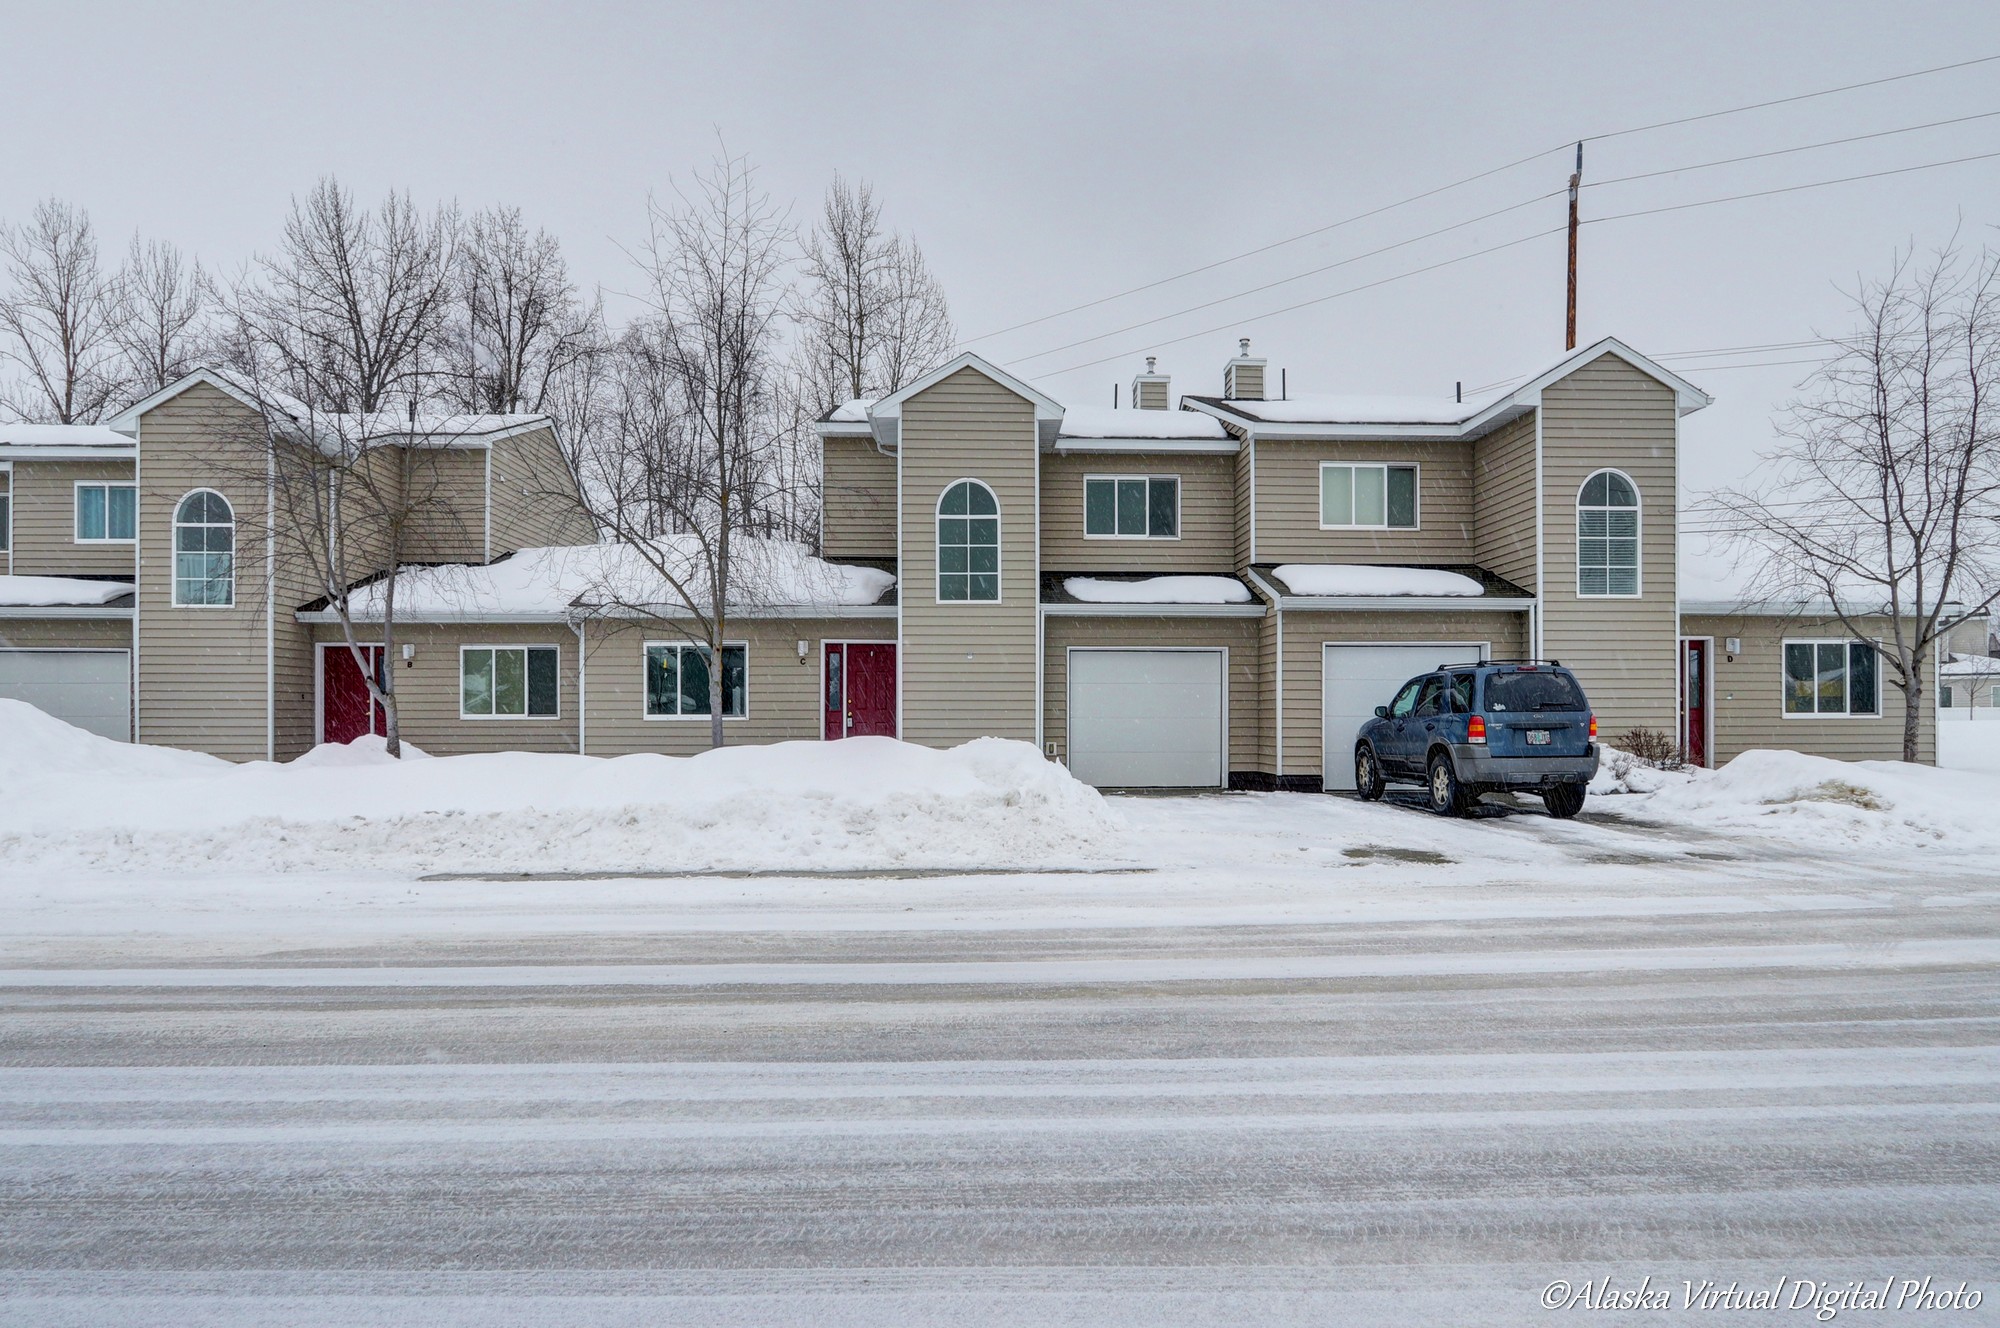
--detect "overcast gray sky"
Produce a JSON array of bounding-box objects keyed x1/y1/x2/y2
[{"x1": 7, "y1": 0, "x2": 1999, "y2": 565}]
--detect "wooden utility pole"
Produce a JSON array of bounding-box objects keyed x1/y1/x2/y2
[{"x1": 1566, "y1": 141, "x2": 1582, "y2": 351}]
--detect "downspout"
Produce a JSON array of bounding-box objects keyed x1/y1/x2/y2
[
  {"x1": 266, "y1": 441, "x2": 276, "y2": 760},
  {"x1": 571, "y1": 617, "x2": 587, "y2": 755},
  {"x1": 1532, "y1": 408, "x2": 1546, "y2": 660}
]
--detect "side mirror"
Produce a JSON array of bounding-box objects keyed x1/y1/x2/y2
[{"x1": 1374, "y1": 705, "x2": 1389, "y2": 718}]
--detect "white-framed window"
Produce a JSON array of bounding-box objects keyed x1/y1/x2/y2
[
  {"x1": 1084, "y1": 475, "x2": 1179, "y2": 539},
  {"x1": 937, "y1": 479, "x2": 1000, "y2": 602},
  {"x1": 644, "y1": 640, "x2": 748, "y2": 719},
  {"x1": 460, "y1": 645, "x2": 560, "y2": 718},
  {"x1": 1783, "y1": 639, "x2": 1879, "y2": 717},
  {"x1": 75, "y1": 481, "x2": 137, "y2": 542},
  {"x1": 172, "y1": 489, "x2": 234, "y2": 606},
  {"x1": 1319, "y1": 463, "x2": 1417, "y2": 529},
  {"x1": 1577, "y1": 470, "x2": 1640, "y2": 597}
]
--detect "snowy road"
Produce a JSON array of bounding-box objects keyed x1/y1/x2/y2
[{"x1": 4, "y1": 852, "x2": 1998, "y2": 1325}]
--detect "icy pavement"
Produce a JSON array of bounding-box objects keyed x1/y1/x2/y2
[{"x1": 1, "y1": 803, "x2": 1996, "y2": 1326}]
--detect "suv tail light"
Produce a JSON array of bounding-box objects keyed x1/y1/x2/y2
[
  {"x1": 1467, "y1": 714, "x2": 1487, "y2": 744},
  {"x1": 1588, "y1": 713, "x2": 1598, "y2": 740}
]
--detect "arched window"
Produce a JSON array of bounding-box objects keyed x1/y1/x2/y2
[
  {"x1": 1576, "y1": 470, "x2": 1639, "y2": 597},
  {"x1": 936, "y1": 479, "x2": 999, "y2": 602},
  {"x1": 174, "y1": 490, "x2": 235, "y2": 606}
]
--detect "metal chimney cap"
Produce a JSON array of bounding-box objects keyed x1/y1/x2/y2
[
  {"x1": 1145, "y1": 356, "x2": 1157, "y2": 373},
  {"x1": 1238, "y1": 338, "x2": 1251, "y2": 356}
]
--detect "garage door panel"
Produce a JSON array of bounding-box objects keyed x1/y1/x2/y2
[
  {"x1": 1322, "y1": 642, "x2": 1484, "y2": 791},
  {"x1": 1068, "y1": 649, "x2": 1224, "y2": 788},
  {"x1": 0, "y1": 650, "x2": 131, "y2": 741}
]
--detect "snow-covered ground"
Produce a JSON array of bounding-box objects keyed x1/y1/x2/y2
[{"x1": 1939, "y1": 714, "x2": 2000, "y2": 773}]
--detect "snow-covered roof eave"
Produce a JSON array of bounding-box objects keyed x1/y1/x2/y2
[
  {"x1": 0, "y1": 604, "x2": 135, "y2": 619},
  {"x1": 1040, "y1": 601, "x2": 1266, "y2": 618},
  {"x1": 1050, "y1": 435, "x2": 1239, "y2": 455},
  {"x1": 1682, "y1": 598, "x2": 1965, "y2": 619},
  {"x1": 1271, "y1": 594, "x2": 1532, "y2": 613}
]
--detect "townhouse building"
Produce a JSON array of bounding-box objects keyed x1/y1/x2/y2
[{"x1": 0, "y1": 336, "x2": 1933, "y2": 782}]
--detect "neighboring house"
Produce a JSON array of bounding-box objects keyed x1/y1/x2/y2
[{"x1": 0, "y1": 338, "x2": 1940, "y2": 779}]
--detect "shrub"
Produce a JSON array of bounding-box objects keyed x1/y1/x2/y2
[{"x1": 1616, "y1": 727, "x2": 1687, "y2": 770}]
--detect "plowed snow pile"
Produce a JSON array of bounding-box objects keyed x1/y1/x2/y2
[
  {"x1": 1629, "y1": 747, "x2": 2000, "y2": 852},
  {"x1": 0, "y1": 702, "x2": 1125, "y2": 875}
]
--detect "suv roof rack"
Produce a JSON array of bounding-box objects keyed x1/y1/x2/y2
[{"x1": 1438, "y1": 658, "x2": 1564, "y2": 670}]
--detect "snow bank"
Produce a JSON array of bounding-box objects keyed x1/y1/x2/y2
[
  {"x1": 1063, "y1": 576, "x2": 1250, "y2": 605},
  {"x1": 1631, "y1": 748, "x2": 2000, "y2": 852},
  {"x1": 1589, "y1": 746, "x2": 1706, "y2": 797},
  {"x1": 346, "y1": 539, "x2": 896, "y2": 618},
  {"x1": 0, "y1": 704, "x2": 1122, "y2": 876},
  {"x1": 1273, "y1": 565, "x2": 1484, "y2": 597},
  {"x1": 0, "y1": 576, "x2": 133, "y2": 607}
]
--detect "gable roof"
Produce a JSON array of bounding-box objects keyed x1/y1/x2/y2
[{"x1": 868, "y1": 352, "x2": 1064, "y2": 420}]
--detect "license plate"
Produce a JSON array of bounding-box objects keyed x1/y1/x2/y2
[{"x1": 1526, "y1": 729, "x2": 1551, "y2": 745}]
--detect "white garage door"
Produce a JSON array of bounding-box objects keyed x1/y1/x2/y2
[
  {"x1": 0, "y1": 649, "x2": 131, "y2": 741},
  {"x1": 1322, "y1": 642, "x2": 1485, "y2": 790},
  {"x1": 1068, "y1": 648, "x2": 1225, "y2": 788}
]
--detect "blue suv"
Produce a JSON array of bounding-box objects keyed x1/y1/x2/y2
[{"x1": 1353, "y1": 661, "x2": 1600, "y2": 817}]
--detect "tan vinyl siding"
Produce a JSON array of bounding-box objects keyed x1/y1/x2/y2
[
  {"x1": 398, "y1": 446, "x2": 489, "y2": 565},
  {"x1": 822, "y1": 435, "x2": 897, "y2": 560},
  {"x1": 581, "y1": 617, "x2": 892, "y2": 756},
  {"x1": 310, "y1": 621, "x2": 580, "y2": 754},
  {"x1": 488, "y1": 427, "x2": 595, "y2": 554},
  {"x1": 1042, "y1": 615, "x2": 1262, "y2": 775},
  {"x1": 1538, "y1": 354, "x2": 1679, "y2": 736},
  {"x1": 1683, "y1": 613, "x2": 1935, "y2": 765},
  {"x1": 1039, "y1": 452, "x2": 1235, "y2": 571},
  {"x1": 134, "y1": 384, "x2": 272, "y2": 761},
  {"x1": 0, "y1": 617, "x2": 132, "y2": 649},
  {"x1": 898, "y1": 368, "x2": 1040, "y2": 746},
  {"x1": 1471, "y1": 411, "x2": 1537, "y2": 591},
  {"x1": 1234, "y1": 445, "x2": 1254, "y2": 568},
  {"x1": 1279, "y1": 609, "x2": 1530, "y2": 777},
  {"x1": 7, "y1": 458, "x2": 138, "y2": 577},
  {"x1": 1251, "y1": 438, "x2": 1476, "y2": 564}
]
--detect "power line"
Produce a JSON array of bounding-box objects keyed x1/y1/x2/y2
[
  {"x1": 1664, "y1": 356, "x2": 1831, "y2": 371},
  {"x1": 1653, "y1": 338, "x2": 1831, "y2": 359},
  {"x1": 973, "y1": 53, "x2": 2000, "y2": 357},
  {"x1": 1586, "y1": 148, "x2": 2000, "y2": 226},
  {"x1": 956, "y1": 146, "x2": 1567, "y2": 346},
  {"x1": 1030, "y1": 226, "x2": 1565, "y2": 379},
  {"x1": 1586, "y1": 109, "x2": 2000, "y2": 189},
  {"x1": 1009, "y1": 189, "x2": 1563, "y2": 364},
  {"x1": 1583, "y1": 52, "x2": 2000, "y2": 143}
]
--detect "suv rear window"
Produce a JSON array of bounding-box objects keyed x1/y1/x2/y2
[{"x1": 1484, "y1": 670, "x2": 1586, "y2": 712}]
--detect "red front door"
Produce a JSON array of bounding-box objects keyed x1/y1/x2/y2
[
  {"x1": 1681, "y1": 639, "x2": 1709, "y2": 767},
  {"x1": 322, "y1": 645, "x2": 386, "y2": 745},
  {"x1": 824, "y1": 643, "x2": 896, "y2": 740}
]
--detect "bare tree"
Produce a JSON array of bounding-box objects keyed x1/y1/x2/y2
[
  {"x1": 0, "y1": 199, "x2": 127, "y2": 423},
  {"x1": 115, "y1": 234, "x2": 213, "y2": 395},
  {"x1": 792, "y1": 174, "x2": 956, "y2": 410},
  {"x1": 454, "y1": 205, "x2": 605, "y2": 415},
  {"x1": 221, "y1": 179, "x2": 476, "y2": 757},
  {"x1": 232, "y1": 178, "x2": 461, "y2": 413},
  {"x1": 1709, "y1": 242, "x2": 2000, "y2": 761},
  {"x1": 564, "y1": 149, "x2": 793, "y2": 749}
]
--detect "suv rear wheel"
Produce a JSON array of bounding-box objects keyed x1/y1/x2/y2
[
  {"x1": 1354, "y1": 746, "x2": 1385, "y2": 801},
  {"x1": 1426, "y1": 751, "x2": 1472, "y2": 817},
  {"x1": 1543, "y1": 783, "x2": 1586, "y2": 819}
]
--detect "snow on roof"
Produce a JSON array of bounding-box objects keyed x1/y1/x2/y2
[
  {"x1": 1943, "y1": 653, "x2": 2000, "y2": 677},
  {"x1": 1055, "y1": 407, "x2": 1229, "y2": 441},
  {"x1": 342, "y1": 539, "x2": 895, "y2": 619},
  {"x1": 829, "y1": 399, "x2": 877, "y2": 423},
  {"x1": 0, "y1": 423, "x2": 135, "y2": 448},
  {"x1": 1063, "y1": 575, "x2": 1251, "y2": 605},
  {"x1": 1212, "y1": 393, "x2": 1495, "y2": 426},
  {"x1": 1272, "y1": 565, "x2": 1485, "y2": 597},
  {"x1": 0, "y1": 576, "x2": 134, "y2": 607}
]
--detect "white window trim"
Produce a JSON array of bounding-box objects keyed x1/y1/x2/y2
[
  {"x1": 641, "y1": 638, "x2": 751, "y2": 721},
  {"x1": 1779, "y1": 637, "x2": 1883, "y2": 720},
  {"x1": 935, "y1": 477, "x2": 1002, "y2": 605},
  {"x1": 1574, "y1": 467, "x2": 1643, "y2": 600},
  {"x1": 171, "y1": 487, "x2": 236, "y2": 609},
  {"x1": 458, "y1": 643, "x2": 562, "y2": 720},
  {"x1": 1081, "y1": 473, "x2": 1183, "y2": 541},
  {"x1": 1317, "y1": 461, "x2": 1421, "y2": 531},
  {"x1": 0, "y1": 489, "x2": 11, "y2": 553},
  {"x1": 74, "y1": 480, "x2": 138, "y2": 543}
]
